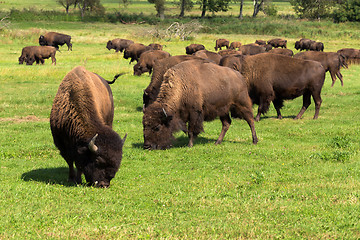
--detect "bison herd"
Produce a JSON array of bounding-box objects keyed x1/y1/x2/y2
[{"x1": 18, "y1": 31, "x2": 360, "y2": 187}]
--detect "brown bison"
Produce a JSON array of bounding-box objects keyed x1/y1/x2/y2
[
  {"x1": 294, "y1": 38, "x2": 313, "y2": 51},
  {"x1": 193, "y1": 50, "x2": 222, "y2": 64},
  {"x1": 218, "y1": 49, "x2": 242, "y2": 56},
  {"x1": 39, "y1": 32, "x2": 72, "y2": 51},
  {"x1": 143, "y1": 60, "x2": 258, "y2": 150},
  {"x1": 239, "y1": 44, "x2": 266, "y2": 55},
  {"x1": 185, "y1": 44, "x2": 205, "y2": 55},
  {"x1": 337, "y1": 48, "x2": 360, "y2": 64},
  {"x1": 18, "y1": 46, "x2": 37, "y2": 64},
  {"x1": 143, "y1": 55, "x2": 204, "y2": 109},
  {"x1": 106, "y1": 38, "x2": 134, "y2": 52},
  {"x1": 267, "y1": 38, "x2": 287, "y2": 48},
  {"x1": 26, "y1": 46, "x2": 57, "y2": 65},
  {"x1": 294, "y1": 51, "x2": 347, "y2": 87},
  {"x1": 50, "y1": 66, "x2": 127, "y2": 188},
  {"x1": 268, "y1": 48, "x2": 293, "y2": 57},
  {"x1": 214, "y1": 39, "x2": 230, "y2": 51},
  {"x1": 133, "y1": 50, "x2": 171, "y2": 76},
  {"x1": 229, "y1": 41, "x2": 242, "y2": 50},
  {"x1": 148, "y1": 43, "x2": 163, "y2": 50},
  {"x1": 220, "y1": 53, "x2": 326, "y2": 121},
  {"x1": 309, "y1": 41, "x2": 324, "y2": 51},
  {"x1": 123, "y1": 43, "x2": 151, "y2": 64},
  {"x1": 255, "y1": 40, "x2": 266, "y2": 45}
]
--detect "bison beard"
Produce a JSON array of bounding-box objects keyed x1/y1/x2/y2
[
  {"x1": 50, "y1": 66, "x2": 127, "y2": 187},
  {"x1": 142, "y1": 60, "x2": 258, "y2": 150}
]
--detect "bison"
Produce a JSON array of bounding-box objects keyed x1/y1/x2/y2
[
  {"x1": 106, "y1": 38, "x2": 134, "y2": 52},
  {"x1": 268, "y1": 48, "x2": 293, "y2": 57},
  {"x1": 185, "y1": 44, "x2": 206, "y2": 55},
  {"x1": 25, "y1": 46, "x2": 57, "y2": 65},
  {"x1": 39, "y1": 32, "x2": 72, "y2": 51},
  {"x1": 50, "y1": 66, "x2": 127, "y2": 187},
  {"x1": 309, "y1": 41, "x2": 324, "y2": 52},
  {"x1": 267, "y1": 38, "x2": 287, "y2": 48},
  {"x1": 143, "y1": 55, "x2": 204, "y2": 109},
  {"x1": 239, "y1": 44, "x2": 266, "y2": 55},
  {"x1": 18, "y1": 46, "x2": 37, "y2": 64},
  {"x1": 214, "y1": 39, "x2": 230, "y2": 51},
  {"x1": 123, "y1": 43, "x2": 150, "y2": 64},
  {"x1": 142, "y1": 60, "x2": 258, "y2": 150},
  {"x1": 255, "y1": 40, "x2": 266, "y2": 46},
  {"x1": 148, "y1": 43, "x2": 163, "y2": 50},
  {"x1": 294, "y1": 51, "x2": 347, "y2": 87},
  {"x1": 218, "y1": 49, "x2": 242, "y2": 56},
  {"x1": 337, "y1": 48, "x2": 360, "y2": 64},
  {"x1": 193, "y1": 50, "x2": 222, "y2": 64},
  {"x1": 133, "y1": 50, "x2": 171, "y2": 76},
  {"x1": 220, "y1": 53, "x2": 326, "y2": 121},
  {"x1": 229, "y1": 41, "x2": 242, "y2": 50}
]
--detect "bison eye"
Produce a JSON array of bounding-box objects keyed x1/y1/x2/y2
[{"x1": 152, "y1": 125, "x2": 161, "y2": 132}]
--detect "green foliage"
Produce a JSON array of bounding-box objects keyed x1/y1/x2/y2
[
  {"x1": 290, "y1": 0, "x2": 336, "y2": 19},
  {"x1": 263, "y1": 2, "x2": 278, "y2": 16},
  {"x1": 333, "y1": 0, "x2": 360, "y2": 22}
]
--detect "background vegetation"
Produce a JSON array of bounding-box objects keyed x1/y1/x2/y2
[{"x1": 0, "y1": 0, "x2": 360, "y2": 239}]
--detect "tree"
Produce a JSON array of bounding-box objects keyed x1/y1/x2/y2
[
  {"x1": 179, "y1": 0, "x2": 193, "y2": 17},
  {"x1": 200, "y1": 0, "x2": 231, "y2": 18},
  {"x1": 290, "y1": 0, "x2": 337, "y2": 19},
  {"x1": 253, "y1": 0, "x2": 264, "y2": 17},
  {"x1": 76, "y1": 0, "x2": 105, "y2": 19},
  {"x1": 148, "y1": 0, "x2": 165, "y2": 19},
  {"x1": 57, "y1": 0, "x2": 77, "y2": 14},
  {"x1": 333, "y1": 0, "x2": 360, "y2": 22},
  {"x1": 238, "y1": 0, "x2": 244, "y2": 19}
]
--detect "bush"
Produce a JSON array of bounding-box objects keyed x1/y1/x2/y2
[{"x1": 333, "y1": 0, "x2": 360, "y2": 23}]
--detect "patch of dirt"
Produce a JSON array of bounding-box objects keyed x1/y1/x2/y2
[{"x1": 0, "y1": 115, "x2": 48, "y2": 123}]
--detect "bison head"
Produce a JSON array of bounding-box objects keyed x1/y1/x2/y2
[
  {"x1": 18, "y1": 56, "x2": 25, "y2": 64},
  {"x1": 143, "y1": 106, "x2": 175, "y2": 150},
  {"x1": 133, "y1": 63, "x2": 150, "y2": 76},
  {"x1": 80, "y1": 132, "x2": 127, "y2": 187},
  {"x1": 39, "y1": 35, "x2": 47, "y2": 46},
  {"x1": 106, "y1": 40, "x2": 113, "y2": 50}
]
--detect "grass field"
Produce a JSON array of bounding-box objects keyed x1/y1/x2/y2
[{"x1": 1, "y1": 3, "x2": 360, "y2": 239}]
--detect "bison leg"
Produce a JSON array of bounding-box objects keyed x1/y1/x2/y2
[
  {"x1": 273, "y1": 98, "x2": 284, "y2": 119},
  {"x1": 187, "y1": 111, "x2": 204, "y2": 147},
  {"x1": 51, "y1": 55, "x2": 56, "y2": 65},
  {"x1": 330, "y1": 71, "x2": 337, "y2": 87},
  {"x1": 67, "y1": 42, "x2": 72, "y2": 51},
  {"x1": 311, "y1": 91, "x2": 322, "y2": 120},
  {"x1": 232, "y1": 104, "x2": 258, "y2": 144},
  {"x1": 255, "y1": 95, "x2": 272, "y2": 122},
  {"x1": 294, "y1": 91, "x2": 312, "y2": 120},
  {"x1": 336, "y1": 71, "x2": 344, "y2": 86},
  {"x1": 215, "y1": 115, "x2": 232, "y2": 145}
]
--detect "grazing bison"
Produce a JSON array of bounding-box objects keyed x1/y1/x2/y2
[
  {"x1": 50, "y1": 66, "x2": 127, "y2": 188},
  {"x1": 185, "y1": 44, "x2": 205, "y2": 55},
  {"x1": 143, "y1": 60, "x2": 258, "y2": 150},
  {"x1": 39, "y1": 32, "x2": 72, "y2": 51},
  {"x1": 294, "y1": 51, "x2": 347, "y2": 87},
  {"x1": 123, "y1": 43, "x2": 151, "y2": 64},
  {"x1": 268, "y1": 48, "x2": 293, "y2": 57},
  {"x1": 239, "y1": 44, "x2": 266, "y2": 55},
  {"x1": 229, "y1": 41, "x2": 242, "y2": 50},
  {"x1": 309, "y1": 41, "x2": 324, "y2": 51},
  {"x1": 214, "y1": 39, "x2": 230, "y2": 51},
  {"x1": 193, "y1": 50, "x2": 222, "y2": 64},
  {"x1": 255, "y1": 40, "x2": 266, "y2": 45},
  {"x1": 133, "y1": 50, "x2": 171, "y2": 76},
  {"x1": 143, "y1": 55, "x2": 204, "y2": 109},
  {"x1": 148, "y1": 43, "x2": 163, "y2": 50},
  {"x1": 220, "y1": 53, "x2": 326, "y2": 121},
  {"x1": 267, "y1": 38, "x2": 287, "y2": 48},
  {"x1": 26, "y1": 46, "x2": 57, "y2": 65},
  {"x1": 18, "y1": 46, "x2": 37, "y2": 64},
  {"x1": 106, "y1": 38, "x2": 134, "y2": 52},
  {"x1": 337, "y1": 48, "x2": 360, "y2": 64}
]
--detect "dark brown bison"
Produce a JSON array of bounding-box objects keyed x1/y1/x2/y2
[
  {"x1": 26, "y1": 46, "x2": 57, "y2": 65},
  {"x1": 229, "y1": 41, "x2": 242, "y2": 50},
  {"x1": 309, "y1": 41, "x2": 324, "y2": 51},
  {"x1": 106, "y1": 38, "x2": 134, "y2": 52},
  {"x1": 143, "y1": 55, "x2": 204, "y2": 109},
  {"x1": 133, "y1": 50, "x2": 171, "y2": 76},
  {"x1": 268, "y1": 48, "x2": 293, "y2": 57},
  {"x1": 50, "y1": 66, "x2": 127, "y2": 188},
  {"x1": 185, "y1": 44, "x2": 205, "y2": 55},
  {"x1": 18, "y1": 46, "x2": 36, "y2": 64},
  {"x1": 267, "y1": 38, "x2": 287, "y2": 48},
  {"x1": 193, "y1": 50, "x2": 222, "y2": 64},
  {"x1": 218, "y1": 49, "x2": 242, "y2": 56},
  {"x1": 294, "y1": 38, "x2": 312, "y2": 51},
  {"x1": 214, "y1": 39, "x2": 230, "y2": 51},
  {"x1": 337, "y1": 48, "x2": 360, "y2": 64},
  {"x1": 143, "y1": 60, "x2": 258, "y2": 150},
  {"x1": 239, "y1": 44, "x2": 266, "y2": 55},
  {"x1": 39, "y1": 32, "x2": 72, "y2": 51},
  {"x1": 294, "y1": 51, "x2": 347, "y2": 87},
  {"x1": 123, "y1": 43, "x2": 151, "y2": 64},
  {"x1": 148, "y1": 43, "x2": 163, "y2": 50},
  {"x1": 220, "y1": 53, "x2": 326, "y2": 121},
  {"x1": 255, "y1": 40, "x2": 266, "y2": 45}
]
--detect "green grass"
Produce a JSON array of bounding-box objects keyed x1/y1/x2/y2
[{"x1": 1, "y1": 8, "x2": 360, "y2": 240}]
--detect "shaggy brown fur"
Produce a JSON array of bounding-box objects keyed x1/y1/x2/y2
[
  {"x1": 143, "y1": 60, "x2": 258, "y2": 150},
  {"x1": 185, "y1": 44, "x2": 205, "y2": 55},
  {"x1": 143, "y1": 55, "x2": 204, "y2": 108},
  {"x1": 26, "y1": 46, "x2": 57, "y2": 65},
  {"x1": 229, "y1": 41, "x2": 242, "y2": 50},
  {"x1": 294, "y1": 51, "x2": 347, "y2": 87},
  {"x1": 106, "y1": 38, "x2": 134, "y2": 52},
  {"x1": 39, "y1": 32, "x2": 72, "y2": 51},
  {"x1": 268, "y1": 48, "x2": 294, "y2": 57},
  {"x1": 220, "y1": 53, "x2": 326, "y2": 121},
  {"x1": 309, "y1": 41, "x2": 324, "y2": 51},
  {"x1": 18, "y1": 46, "x2": 37, "y2": 64},
  {"x1": 239, "y1": 44, "x2": 266, "y2": 55},
  {"x1": 133, "y1": 50, "x2": 171, "y2": 76},
  {"x1": 123, "y1": 43, "x2": 153, "y2": 64},
  {"x1": 193, "y1": 50, "x2": 222, "y2": 64},
  {"x1": 214, "y1": 38, "x2": 230, "y2": 51},
  {"x1": 337, "y1": 48, "x2": 360, "y2": 65},
  {"x1": 218, "y1": 49, "x2": 242, "y2": 56},
  {"x1": 50, "y1": 66, "x2": 127, "y2": 187},
  {"x1": 267, "y1": 38, "x2": 287, "y2": 48},
  {"x1": 148, "y1": 43, "x2": 163, "y2": 50}
]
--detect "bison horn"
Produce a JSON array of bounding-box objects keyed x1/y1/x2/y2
[
  {"x1": 162, "y1": 108, "x2": 167, "y2": 117},
  {"x1": 88, "y1": 133, "x2": 99, "y2": 153}
]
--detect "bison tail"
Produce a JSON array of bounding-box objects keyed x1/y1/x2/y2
[{"x1": 106, "y1": 73, "x2": 125, "y2": 84}]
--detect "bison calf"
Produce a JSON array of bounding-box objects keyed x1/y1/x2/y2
[
  {"x1": 26, "y1": 46, "x2": 57, "y2": 65},
  {"x1": 143, "y1": 60, "x2": 258, "y2": 150},
  {"x1": 106, "y1": 38, "x2": 134, "y2": 52}
]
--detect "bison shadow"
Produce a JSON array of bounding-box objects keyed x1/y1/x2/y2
[{"x1": 21, "y1": 167, "x2": 77, "y2": 187}]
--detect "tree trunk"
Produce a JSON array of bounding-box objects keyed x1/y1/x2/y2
[
  {"x1": 179, "y1": 0, "x2": 185, "y2": 17},
  {"x1": 201, "y1": 0, "x2": 206, "y2": 18},
  {"x1": 252, "y1": 0, "x2": 264, "y2": 17},
  {"x1": 238, "y1": 0, "x2": 244, "y2": 19}
]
